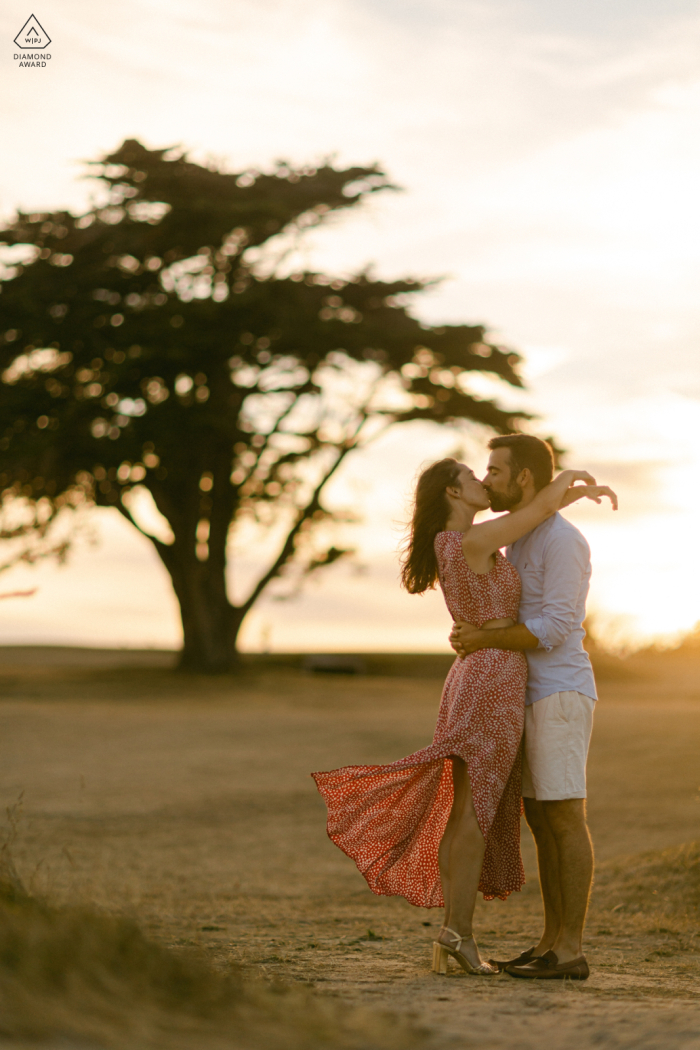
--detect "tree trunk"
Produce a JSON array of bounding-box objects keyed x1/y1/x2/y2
[
  {"x1": 153, "y1": 534, "x2": 245, "y2": 673},
  {"x1": 145, "y1": 451, "x2": 248, "y2": 673},
  {"x1": 176, "y1": 561, "x2": 242, "y2": 672}
]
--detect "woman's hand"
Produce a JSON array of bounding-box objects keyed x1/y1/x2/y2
[
  {"x1": 558, "y1": 469, "x2": 597, "y2": 487},
  {"x1": 559, "y1": 483, "x2": 618, "y2": 510}
]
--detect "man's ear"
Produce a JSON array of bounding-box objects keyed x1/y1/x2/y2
[{"x1": 516, "y1": 467, "x2": 533, "y2": 488}]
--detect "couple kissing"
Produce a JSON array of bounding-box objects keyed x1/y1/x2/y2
[{"x1": 313, "y1": 434, "x2": 617, "y2": 981}]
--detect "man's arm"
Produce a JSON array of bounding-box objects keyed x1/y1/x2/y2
[
  {"x1": 450, "y1": 621, "x2": 539, "y2": 656},
  {"x1": 521, "y1": 530, "x2": 589, "y2": 651}
]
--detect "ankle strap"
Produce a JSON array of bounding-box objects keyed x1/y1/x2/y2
[
  {"x1": 442, "y1": 926, "x2": 472, "y2": 952},
  {"x1": 447, "y1": 928, "x2": 461, "y2": 953}
]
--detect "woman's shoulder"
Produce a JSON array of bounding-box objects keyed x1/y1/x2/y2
[{"x1": 434, "y1": 530, "x2": 462, "y2": 554}]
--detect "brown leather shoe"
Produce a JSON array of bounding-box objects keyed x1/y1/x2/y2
[
  {"x1": 506, "y1": 949, "x2": 589, "y2": 980},
  {"x1": 488, "y1": 946, "x2": 537, "y2": 972}
]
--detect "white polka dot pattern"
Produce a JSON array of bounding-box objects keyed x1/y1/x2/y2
[{"x1": 312, "y1": 531, "x2": 527, "y2": 907}]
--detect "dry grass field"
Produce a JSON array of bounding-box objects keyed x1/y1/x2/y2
[{"x1": 0, "y1": 645, "x2": 699, "y2": 1049}]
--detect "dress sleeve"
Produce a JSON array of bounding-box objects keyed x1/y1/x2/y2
[{"x1": 433, "y1": 531, "x2": 455, "y2": 579}]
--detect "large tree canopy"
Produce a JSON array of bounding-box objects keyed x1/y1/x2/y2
[{"x1": 0, "y1": 139, "x2": 529, "y2": 670}]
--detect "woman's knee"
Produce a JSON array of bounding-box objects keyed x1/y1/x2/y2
[{"x1": 454, "y1": 799, "x2": 482, "y2": 838}]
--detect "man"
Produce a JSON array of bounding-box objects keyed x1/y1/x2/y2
[{"x1": 450, "y1": 434, "x2": 616, "y2": 981}]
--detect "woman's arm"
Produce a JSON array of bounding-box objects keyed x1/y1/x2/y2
[{"x1": 463, "y1": 469, "x2": 597, "y2": 558}]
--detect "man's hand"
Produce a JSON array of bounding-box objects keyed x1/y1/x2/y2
[
  {"x1": 450, "y1": 620, "x2": 541, "y2": 656},
  {"x1": 449, "y1": 621, "x2": 483, "y2": 658}
]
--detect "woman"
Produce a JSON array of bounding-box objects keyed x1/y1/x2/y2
[{"x1": 312, "y1": 457, "x2": 604, "y2": 976}]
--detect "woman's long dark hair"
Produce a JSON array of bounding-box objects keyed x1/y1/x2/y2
[{"x1": 400, "y1": 458, "x2": 461, "y2": 594}]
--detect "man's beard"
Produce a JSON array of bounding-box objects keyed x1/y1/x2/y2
[{"x1": 487, "y1": 481, "x2": 523, "y2": 512}]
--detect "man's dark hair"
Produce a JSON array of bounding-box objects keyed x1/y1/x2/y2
[{"x1": 488, "y1": 434, "x2": 554, "y2": 492}]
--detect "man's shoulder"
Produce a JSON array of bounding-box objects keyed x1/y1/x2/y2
[
  {"x1": 545, "y1": 513, "x2": 590, "y2": 553},
  {"x1": 508, "y1": 513, "x2": 589, "y2": 559},
  {"x1": 550, "y1": 512, "x2": 587, "y2": 538}
]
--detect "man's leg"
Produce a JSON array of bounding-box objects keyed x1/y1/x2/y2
[
  {"x1": 521, "y1": 692, "x2": 595, "y2": 964},
  {"x1": 523, "y1": 797, "x2": 562, "y2": 954},
  {"x1": 541, "y1": 798, "x2": 594, "y2": 962}
]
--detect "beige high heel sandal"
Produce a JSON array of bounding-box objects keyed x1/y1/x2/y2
[{"x1": 432, "y1": 927, "x2": 498, "y2": 975}]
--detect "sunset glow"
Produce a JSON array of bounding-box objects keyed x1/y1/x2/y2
[{"x1": 2, "y1": 0, "x2": 700, "y2": 651}]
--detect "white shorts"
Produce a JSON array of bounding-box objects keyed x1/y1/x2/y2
[{"x1": 521, "y1": 690, "x2": 595, "y2": 801}]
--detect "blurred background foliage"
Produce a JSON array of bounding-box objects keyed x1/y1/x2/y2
[{"x1": 0, "y1": 139, "x2": 529, "y2": 671}]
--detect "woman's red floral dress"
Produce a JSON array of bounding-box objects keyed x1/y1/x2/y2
[{"x1": 312, "y1": 531, "x2": 527, "y2": 907}]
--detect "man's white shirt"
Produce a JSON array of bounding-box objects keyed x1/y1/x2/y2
[{"x1": 506, "y1": 512, "x2": 597, "y2": 707}]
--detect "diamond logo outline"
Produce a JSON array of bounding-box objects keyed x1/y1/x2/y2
[{"x1": 14, "y1": 14, "x2": 51, "y2": 49}]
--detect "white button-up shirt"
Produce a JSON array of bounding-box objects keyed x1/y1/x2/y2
[{"x1": 506, "y1": 512, "x2": 597, "y2": 706}]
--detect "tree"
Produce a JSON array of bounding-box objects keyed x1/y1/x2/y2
[{"x1": 0, "y1": 139, "x2": 529, "y2": 671}]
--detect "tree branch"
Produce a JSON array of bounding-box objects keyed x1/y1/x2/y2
[
  {"x1": 236, "y1": 437, "x2": 358, "y2": 616},
  {"x1": 114, "y1": 500, "x2": 176, "y2": 571}
]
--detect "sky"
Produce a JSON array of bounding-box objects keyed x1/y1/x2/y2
[{"x1": 1, "y1": 0, "x2": 700, "y2": 652}]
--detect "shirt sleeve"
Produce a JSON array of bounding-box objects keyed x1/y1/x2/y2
[{"x1": 523, "y1": 528, "x2": 590, "y2": 651}]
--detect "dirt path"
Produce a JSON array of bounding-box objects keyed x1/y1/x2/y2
[{"x1": 1, "y1": 651, "x2": 699, "y2": 1048}]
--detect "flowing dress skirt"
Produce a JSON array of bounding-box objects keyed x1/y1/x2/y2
[{"x1": 312, "y1": 647, "x2": 527, "y2": 908}]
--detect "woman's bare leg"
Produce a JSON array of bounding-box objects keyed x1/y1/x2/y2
[
  {"x1": 437, "y1": 761, "x2": 459, "y2": 928},
  {"x1": 438, "y1": 758, "x2": 487, "y2": 965}
]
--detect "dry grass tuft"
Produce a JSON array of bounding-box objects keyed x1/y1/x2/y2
[
  {"x1": 0, "y1": 877, "x2": 424, "y2": 1050},
  {"x1": 595, "y1": 841, "x2": 700, "y2": 927}
]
